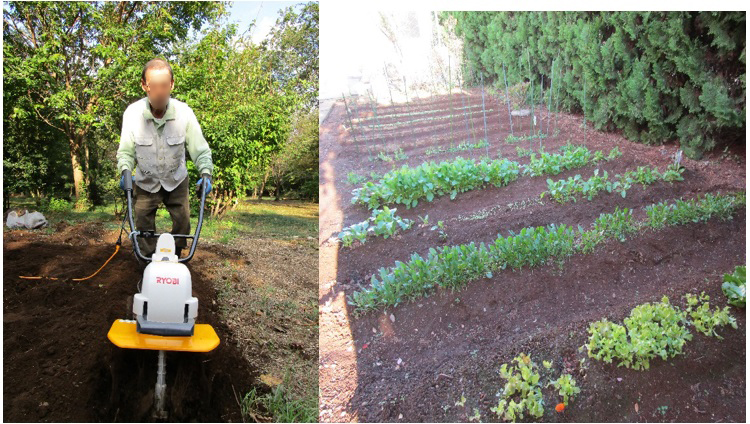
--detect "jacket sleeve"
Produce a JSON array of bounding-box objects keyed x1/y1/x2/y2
[
  {"x1": 185, "y1": 109, "x2": 214, "y2": 177},
  {"x1": 116, "y1": 109, "x2": 136, "y2": 173}
]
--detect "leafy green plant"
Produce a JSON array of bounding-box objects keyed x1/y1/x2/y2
[
  {"x1": 515, "y1": 146, "x2": 538, "y2": 158},
  {"x1": 455, "y1": 394, "x2": 467, "y2": 407},
  {"x1": 46, "y1": 197, "x2": 71, "y2": 213},
  {"x1": 524, "y1": 146, "x2": 617, "y2": 177},
  {"x1": 375, "y1": 147, "x2": 408, "y2": 163},
  {"x1": 351, "y1": 156, "x2": 521, "y2": 209},
  {"x1": 490, "y1": 353, "x2": 544, "y2": 422},
  {"x1": 430, "y1": 220, "x2": 448, "y2": 241},
  {"x1": 550, "y1": 373, "x2": 581, "y2": 405},
  {"x1": 684, "y1": 292, "x2": 738, "y2": 338},
  {"x1": 628, "y1": 166, "x2": 661, "y2": 187},
  {"x1": 505, "y1": 131, "x2": 548, "y2": 143},
  {"x1": 338, "y1": 221, "x2": 370, "y2": 247},
  {"x1": 426, "y1": 140, "x2": 489, "y2": 156},
  {"x1": 607, "y1": 147, "x2": 623, "y2": 160},
  {"x1": 338, "y1": 206, "x2": 413, "y2": 248},
  {"x1": 645, "y1": 192, "x2": 745, "y2": 228},
  {"x1": 346, "y1": 172, "x2": 367, "y2": 185},
  {"x1": 722, "y1": 265, "x2": 746, "y2": 307},
  {"x1": 585, "y1": 296, "x2": 693, "y2": 370},
  {"x1": 578, "y1": 207, "x2": 638, "y2": 253},
  {"x1": 377, "y1": 151, "x2": 393, "y2": 162},
  {"x1": 542, "y1": 174, "x2": 581, "y2": 203},
  {"x1": 541, "y1": 165, "x2": 682, "y2": 204},
  {"x1": 661, "y1": 163, "x2": 685, "y2": 182}
]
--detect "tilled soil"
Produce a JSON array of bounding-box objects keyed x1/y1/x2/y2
[
  {"x1": 3, "y1": 228, "x2": 261, "y2": 422},
  {"x1": 319, "y1": 90, "x2": 746, "y2": 422}
]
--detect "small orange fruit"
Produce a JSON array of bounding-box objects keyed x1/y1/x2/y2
[{"x1": 556, "y1": 403, "x2": 566, "y2": 412}]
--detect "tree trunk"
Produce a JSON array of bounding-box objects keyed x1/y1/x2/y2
[
  {"x1": 274, "y1": 175, "x2": 282, "y2": 201},
  {"x1": 69, "y1": 138, "x2": 85, "y2": 199},
  {"x1": 258, "y1": 168, "x2": 271, "y2": 200}
]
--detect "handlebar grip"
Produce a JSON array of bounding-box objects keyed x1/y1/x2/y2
[{"x1": 122, "y1": 169, "x2": 133, "y2": 191}]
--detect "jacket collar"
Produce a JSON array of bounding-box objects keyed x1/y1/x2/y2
[{"x1": 142, "y1": 97, "x2": 175, "y2": 121}]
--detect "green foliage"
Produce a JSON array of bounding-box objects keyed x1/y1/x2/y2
[
  {"x1": 505, "y1": 132, "x2": 547, "y2": 143},
  {"x1": 644, "y1": 192, "x2": 745, "y2": 228},
  {"x1": 578, "y1": 207, "x2": 638, "y2": 253},
  {"x1": 4, "y1": 1, "x2": 319, "y2": 211},
  {"x1": 351, "y1": 157, "x2": 521, "y2": 210},
  {"x1": 585, "y1": 297, "x2": 693, "y2": 370},
  {"x1": 425, "y1": 140, "x2": 489, "y2": 156},
  {"x1": 515, "y1": 146, "x2": 537, "y2": 158},
  {"x1": 338, "y1": 207, "x2": 414, "y2": 248},
  {"x1": 261, "y1": 2, "x2": 319, "y2": 109},
  {"x1": 241, "y1": 384, "x2": 318, "y2": 423},
  {"x1": 352, "y1": 146, "x2": 617, "y2": 211},
  {"x1": 660, "y1": 163, "x2": 686, "y2": 182},
  {"x1": 550, "y1": 373, "x2": 581, "y2": 405},
  {"x1": 350, "y1": 191, "x2": 745, "y2": 313},
  {"x1": 490, "y1": 354, "x2": 544, "y2": 422},
  {"x1": 722, "y1": 266, "x2": 746, "y2": 308},
  {"x1": 346, "y1": 172, "x2": 367, "y2": 185},
  {"x1": 542, "y1": 163, "x2": 675, "y2": 203},
  {"x1": 348, "y1": 224, "x2": 577, "y2": 312},
  {"x1": 376, "y1": 148, "x2": 408, "y2": 162},
  {"x1": 430, "y1": 220, "x2": 448, "y2": 241},
  {"x1": 446, "y1": 11, "x2": 745, "y2": 159},
  {"x1": 524, "y1": 146, "x2": 616, "y2": 177},
  {"x1": 684, "y1": 292, "x2": 738, "y2": 338},
  {"x1": 3, "y1": 1, "x2": 225, "y2": 201},
  {"x1": 46, "y1": 197, "x2": 72, "y2": 213}
]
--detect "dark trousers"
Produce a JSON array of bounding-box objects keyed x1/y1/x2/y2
[{"x1": 134, "y1": 178, "x2": 190, "y2": 257}]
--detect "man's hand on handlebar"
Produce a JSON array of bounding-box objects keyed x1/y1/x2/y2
[
  {"x1": 196, "y1": 174, "x2": 212, "y2": 195},
  {"x1": 120, "y1": 172, "x2": 135, "y2": 191}
]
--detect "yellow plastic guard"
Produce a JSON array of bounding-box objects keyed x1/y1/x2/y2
[{"x1": 108, "y1": 319, "x2": 220, "y2": 352}]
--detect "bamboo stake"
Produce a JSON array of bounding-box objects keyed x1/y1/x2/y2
[
  {"x1": 503, "y1": 63, "x2": 513, "y2": 137},
  {"x1": 539, "y1": 74, "x2": 543, "y2": 148},
  {"x1": 527, "y1": 49, "x2": 534, "y2": 140},
  {"x1": 480, "y1": 70, "x2": 489, "y2": 157},
  {"x1": 460, "y1": 67, "x2": 471, "y2": 143},
  {"x1": 341, "y1": 94, "x2": 359, "y2": 153},
  {"x1": 449, "y1": 55, "x2": 453, "y2": 147},
  {"x1": 554, "y1": 56, "x2": 562, "y2": 137}
]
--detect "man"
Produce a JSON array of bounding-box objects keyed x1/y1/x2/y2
[{"x1": 117, "y1": 58, "x2": 213, "y2": 259}]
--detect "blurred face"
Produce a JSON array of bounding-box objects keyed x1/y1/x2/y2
[{"x1": 141, "y1": 67, "x2": 174, "y2": 111}]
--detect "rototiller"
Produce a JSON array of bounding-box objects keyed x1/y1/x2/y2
[{"x1": 107, "y1": 169, "x2": 219, "y2": 418}]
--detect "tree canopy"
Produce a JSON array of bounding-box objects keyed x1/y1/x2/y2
[{"x1": 4, "y1": 1, "x2": 319, "y2": 214}]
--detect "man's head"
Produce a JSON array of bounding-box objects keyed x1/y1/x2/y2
[{"x1": 141, "y1": 58, "x2": 174, "y2": 111}]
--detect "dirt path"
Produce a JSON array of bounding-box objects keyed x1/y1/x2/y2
[{"x1": 319, "y1": 92, "x2": 746, "y2": 422}]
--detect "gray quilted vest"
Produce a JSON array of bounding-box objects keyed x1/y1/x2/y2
[{"x1": 131, "y1": 98, "x2": 190, "y2": 193}]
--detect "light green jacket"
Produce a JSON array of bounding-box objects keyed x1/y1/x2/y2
[{"x1": 117, "y1": 97, "x2": 213, "y2": 193}]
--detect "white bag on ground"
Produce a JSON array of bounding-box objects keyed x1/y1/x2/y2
[{"x1": 6, "y1": 210, "x2": 48, "y2": 229}]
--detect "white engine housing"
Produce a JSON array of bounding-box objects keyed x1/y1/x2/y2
[{"x1": 133, "y1": 234, "x2": 198, "y2": 325}]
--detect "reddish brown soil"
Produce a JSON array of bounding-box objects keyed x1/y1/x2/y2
[
  {"x1": 3, "y1": 226, "x2": 264, "y2": 422},
  {"x1": 319, "y1": 90, "x2": 746, "y2": 422}
]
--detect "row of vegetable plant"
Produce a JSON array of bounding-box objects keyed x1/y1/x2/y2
[
  {"x1": 541, "y1": 164, "x2": 684, "y2": 203},
  {"x1": 348, "y1": 191, "x2": 745, "y2": 313},
  {"x1": 351, "y1": 146, "x2": 621, "y2": 210}
]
